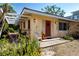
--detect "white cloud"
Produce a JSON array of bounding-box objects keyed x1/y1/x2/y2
[{"x1": 64, "y1": 13, "x2": 72, "y2": 17}]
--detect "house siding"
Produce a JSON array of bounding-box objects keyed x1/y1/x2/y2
[
  {"x1": 57, "y1": 20, "x2": 69, "y2": 37},
  {"x1": 69, "y1": 22, "x2": 79, "y2": 34},
  {"x1": 20, "y1": 12, "x2": 79, "y2": 39},
  {"x1": 31, "y1": 14, "x2": 55, "y2": 38}
]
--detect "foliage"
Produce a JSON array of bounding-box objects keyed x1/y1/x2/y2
[
  {"x1": 41, "y1": 5, "x2": 65, "y2": 17},
  {"x1": 0, "y1": 3, "x2": 16, "y2": 13},
  {"x1": 18, "y1": 35, "x2": 40, "y2": 56},
  {"x1": 0, "y1": 34, "x2": 40, "y2": 56},
  {"x1": 26, "y1": 39, "x2": 40, "y2": 56},
  {"x1": 3, "y1": 21, "x2": 18, "y2": 33},
  {"x1": 2, "y1": 21, "x2": 18, "y2": 38},
  {"x1": 0, "y1": 3, "x2": 40, "y2": 55},
  {"x1": 63, "y1": 35, "x2": 74, "y2": 41},
  {"x1": 2, "y1": 20, "x2": 19, "y2": 40},
  {"x1": 3, "y1": 20, "x2": 9, "y2": 32},
  {"x1": 1, "y1": 20, "x2": 8, "y2": 38},
  {"x1": 0, "y1": 3, "x2": 16, "y2": 19},
  {"x1": 9, "y1": 24, "x2": 19, "y2": 31},
  {"x1": 71, "y1": 34, "x2": 79, "y2": 39},
  {"x1": 8, "y1": 28, "x2": 15, "y2": 33}
]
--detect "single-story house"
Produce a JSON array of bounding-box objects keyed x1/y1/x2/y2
[{"x1": 19, "y1": 7, "x2": 79, "y2": 39}]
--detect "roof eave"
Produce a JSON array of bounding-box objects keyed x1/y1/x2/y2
[{"x1": 21, "y1": 7, "x2": 79, "y2": 22}]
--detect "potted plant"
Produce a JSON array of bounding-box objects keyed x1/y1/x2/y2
[{"x1": 41, "y1": 32, "x2": 45, "y2": 40}]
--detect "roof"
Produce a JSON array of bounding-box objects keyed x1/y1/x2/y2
[
  {"x1": 20, "y1": 7, "x2": 79, "y2": 22},
  {"x1": 71, "y1": 10, "x2": 79, "y2": 13},
  {"x1": 66, "y1": 15, "x2": 73, "y2": 19},
  {"x1": 5, "y1": 13, "x2": 19, "y2": 25}
]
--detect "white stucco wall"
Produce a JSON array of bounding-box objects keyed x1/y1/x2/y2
[{"x1": 20, "y1": 13, "x2": 71, "y2": 38}]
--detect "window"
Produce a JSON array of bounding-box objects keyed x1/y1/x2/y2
[
  {"x1": 28, "y1": 20, "x2": 30, "y2": 30},
  {"x1": 59, "y1": 22, "x2": 69, "y2": 31},
  {"x1": 74, "y1": 16, "x2": 77, "y2": 19},
  {"x1": 23, "y1": 22, "x2": 25, "y2": 29}
]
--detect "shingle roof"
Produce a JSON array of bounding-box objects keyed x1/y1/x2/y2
[{"x1": 20, "y1": 7, "x2": 79, "y2": 22}]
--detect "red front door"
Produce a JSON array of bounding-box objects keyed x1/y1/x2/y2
[{"x1": 45, "y1": 20, "x2": 51, "y2": 37}]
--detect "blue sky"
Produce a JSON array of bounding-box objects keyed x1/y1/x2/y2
[{"x1": 12, "y1": 3, "x2": 79, "y2": 16}]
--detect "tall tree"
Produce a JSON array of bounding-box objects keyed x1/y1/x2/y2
[
  {"x1": 0, "y1": 3, "x2": 16, "y2": 13},
  {"x1": 0, "y1": 3, "x2": 16, "y2": 19},
  {"x1": 41, "y1": 5, "x2": 65, "y2": 17}
]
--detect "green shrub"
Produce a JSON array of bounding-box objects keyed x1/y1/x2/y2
[
  {"x1": 2, "y1": 34, "x2": 7, "y2": 38},
  {"x1": 9, "y1": 24, "x2": 19, "y2": 31},
  {"x1": 18, "y1": 34, "x2": 40, "y2": 56},
  {"x1": 8, "y1": 28, "x2": 15, "y2": 33},
  {"x1": 3, "y1": 22, "x2": 18, "y2": 33},
  {"x1": 63, "y1": 35, "x2": 74, "y2": 41},
  {"x1": 26, "y1": 39, "x2": 40, "y2": 56},
  {"x1": 3, "y1": 21, "x2": 9, "y2": 32},
  {"x1": 0, "y1": 35, "x2": 40, "y2": 56}
]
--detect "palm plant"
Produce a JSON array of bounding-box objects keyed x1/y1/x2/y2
[
  {"x1": 0, "y1": 3, "x2": 16, "y2": 38},
  {"x1": 0, "y1": 3, "x2": 16, "y2": 19}
]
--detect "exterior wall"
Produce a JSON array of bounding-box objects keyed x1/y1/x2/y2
[
  {"x1": 69, "y1": 22, "x2": 79, "y2": 34},
  {"x1": 19, "y1": 20, "x2": 24, "y2": 32},
  {"x1": 30, "y1": 14, "x2": 56, "y2": 38},
  {"x1": 30, "y1": 17, "x2": 44, "y2": 37},
  {"x1": 58, "y1": 31, "x2": 68, "y2": 37},
  {"x1": 29, "y1": 14, "x2": 70, "y2": 38},
  {"x1": 57, "y1": 20, "x2": 69, "y2": 37},
  {"x1": 19, "y1": 19, "x2": 28, "y2": 33},
  {"x1": 19, "y1": 17, "x2": 31, "y2": 33},
  {"x1": 51, "y1": 19, "x2": 58, "y2": 37},
  {"x1": 20, "y1": 13, "x2": 78, "y2": 38},
  {"x1": 25, "y1": 20, "x2": 28, "y2": 30}
]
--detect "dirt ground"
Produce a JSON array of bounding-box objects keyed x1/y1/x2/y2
[{"x1": 53, "y1": 40, "x2": 79, "y2": 56}]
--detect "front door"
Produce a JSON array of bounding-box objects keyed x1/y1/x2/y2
[{"x1": 45, "y1": 20, "x2": 51, "y2": 37}]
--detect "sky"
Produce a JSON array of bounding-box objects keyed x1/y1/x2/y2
[{"x1": 11, "y1": 3, "x2": 79, "y2": 17}]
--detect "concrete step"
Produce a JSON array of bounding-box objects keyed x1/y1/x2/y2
[
  {"x1": 40, "y1": 38, "x2": 69, "y2": 48},
  {"x1": 41, "y1": 38, "x2": 63, "y2": 42}
]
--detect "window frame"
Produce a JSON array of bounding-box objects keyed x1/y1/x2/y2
[{"x1": 59, "y1": 22, "x2": 69, "y2": 31}]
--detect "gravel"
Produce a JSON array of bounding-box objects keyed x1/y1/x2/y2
[{"x1": 53, "y1": 40, "x2": 79, "y2": 56}]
